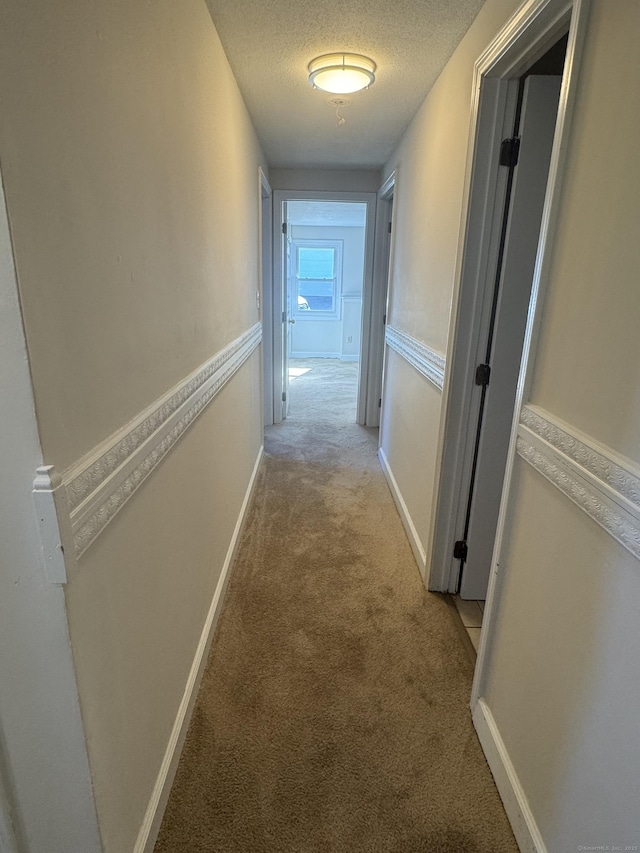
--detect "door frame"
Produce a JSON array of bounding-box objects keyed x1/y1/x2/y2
[
  {"x1": 271, "y1": 189, "x2": 377, "y2": 424},
  {"x1": 367, "y1": 171, "x2": 396, "y2": 429},
  {"x1": 458, "y1": 74, "x2": 563, "y2": 601},
  {"x1": 428, "y1": 0, "x2": 590, "y2": 595},
  {"x1": 259, "y1": 168, "x2": 274, "y2": 426}
]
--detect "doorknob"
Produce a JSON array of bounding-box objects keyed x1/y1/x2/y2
[{"x1": 288, "y1": 318, "x2": 296, "y2": 324}]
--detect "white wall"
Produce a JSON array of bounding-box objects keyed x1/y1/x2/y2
[
  {"x1": 289, "y1": 224, "x2": 365, "y2": 360},
  {"x1": 382, "y1": 0, "x2": 640, "y2": 850},
  {"x1": 379, "y1": 0, "x2": 521, "y2": 570},
  {"x1": 0, "y1": 0, "x2": 266, "y2": 849},
  {"x1": 0, "y1": 175, "x2": 101, "y2": 851}
]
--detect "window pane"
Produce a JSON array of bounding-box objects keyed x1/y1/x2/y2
[
  {"x1": 293, "y1": 241, "x2": 341, "y2": 315},
  {"x1": 298, "y1": 248, "x2": 334, "y2": 279},
  {"x1": 297, "y1": 280, "x2": 334, "y2": 311}
]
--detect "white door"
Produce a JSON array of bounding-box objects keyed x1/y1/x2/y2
[
  {"x1": 369, "y1": 191, "x2": 394, "y2": 430},
  {"x1": 261, "y1": 172, "x2": 274, "y2": 427},
  {"x1": 459, "y1": 75, "x2": 562, "y2": 599},
  {"x1": 278, "y1": 201, "x2": 292, "y2": 420},
  {"x1": 377, "y1": 195, "x2": 393, "y2": 431},
  {"x1": 284, "y1": 226, "x2": 293, "y2": 417}
]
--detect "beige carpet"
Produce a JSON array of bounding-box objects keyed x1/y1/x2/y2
[{"x1": 155, "y1": 358, "x2": 518, "y2": 853}]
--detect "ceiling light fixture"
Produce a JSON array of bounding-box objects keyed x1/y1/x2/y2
[{"x1": 308, "y1": 53, "x2": 376, "y2": 94}]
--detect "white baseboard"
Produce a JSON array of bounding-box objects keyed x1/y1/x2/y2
[
  {"x1": 377, "y1": 447, "x2": 427, "y2": 577},
  {"x1": 134, "y1": 445, "x2": 264, "y2": 853},
  {"x1": 472, "y1": 698, "x2": 547, "y2": 853}
]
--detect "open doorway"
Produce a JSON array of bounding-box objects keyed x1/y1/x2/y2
[
  {"x1": 270, "y1": 190, "x2": 377, "y2": 427},
  {"x1": 286, "y1": 200, "x2": 367, "y2": 423},
  {"x1": 457, "y1": 40, "x2": 568, "y2": 603},
  {"x1": 429, "y1": 1, "x2": 584, "y2": 616}
]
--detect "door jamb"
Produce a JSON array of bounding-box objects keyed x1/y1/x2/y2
[
  {"x1": 432, "y1": 76, "x2": 520, "y2": 596},
  {"x1": 271, "y1": 189, "x2": 377, "y2": 425},
  {"x1": 427, "y1": 0, "x2": 589, "y2": 597},
  {"x1": 367, "y1": 171, "x2": 396, "y2": 429},
  {"x1": 259, "y1": 168, "x2": 273, "y2": 427}
]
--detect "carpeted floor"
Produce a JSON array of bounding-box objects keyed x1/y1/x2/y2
[{"x1": 155, "y1": 358, "x2": 518, "y2": 853}]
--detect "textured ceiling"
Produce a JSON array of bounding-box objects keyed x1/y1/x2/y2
[{"x1": 204, "y1": 0, "x2": 486, "y2": 169}]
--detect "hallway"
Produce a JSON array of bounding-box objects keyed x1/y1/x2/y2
[
  {"x1": 155, "y1": 360, "x2": 517, "y2": 852},
  {"x1": 2, "y1": 0, "x2": 636, "y2": 848}
]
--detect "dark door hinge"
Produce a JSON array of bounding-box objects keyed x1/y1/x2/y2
[
  {"x1": 499, "y1": 137, "x2": 520, "y2": 168},
  {"x1": 383, "y1": 313, "x2": 387, "y2": 325},
  {"x1": 388, "y1": 221, "x2": 392, "y2": 233},
  {"x1": 282, "y1": 221, "x2": 287, "y2": 234},
  {"x1": 378, "y1": 398, "x2": 382, "y2": 408},
  {"x1": 282, "y1": 391, "x2": 287, "y2": 402},
  {"x1": 475, "y1": 363, "x2": 491, "y2": 387},
  {"x1": 453, "y1": 540, "x2": 468, "y2": 561}
]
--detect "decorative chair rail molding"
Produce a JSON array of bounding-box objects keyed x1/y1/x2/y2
[
  {"x1": 385, "y1": 325, "x2": 445, "y2": 391},
  {"x1": 32, "y1": 323, "x2": 262, "y2": 582},
  {"x1": 517, "y1": 405, "x2": 640, "y2": 561}
]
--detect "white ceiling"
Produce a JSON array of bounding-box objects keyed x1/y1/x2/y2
[{"x1": 204, "y1": 0, "x2": 486, "y2": 169}]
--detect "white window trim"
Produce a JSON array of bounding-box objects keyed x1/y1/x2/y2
[{"x1": 292, "y1": 238, "x2": 343, "y2": 320}]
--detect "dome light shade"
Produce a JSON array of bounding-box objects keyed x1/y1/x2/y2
[{"x1": 308, "y1": 53, "x2": 376, "y2": 94}]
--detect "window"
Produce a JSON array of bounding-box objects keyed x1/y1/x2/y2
[{"x1": 292, "y1": 239, "x2": 343, "y2": 319}]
